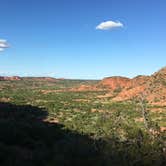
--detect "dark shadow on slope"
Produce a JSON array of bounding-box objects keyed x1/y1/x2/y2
[
  {"x1": 0, "y1": 102, "x2": 165, "y2": 166},
  {"x1": 0, "y1": 102, "x2": 101, "y2": 166}
]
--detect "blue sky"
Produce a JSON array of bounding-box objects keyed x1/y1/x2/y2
[{"x1": 0, "y1": 0, "x2": 166, "y2": 79}]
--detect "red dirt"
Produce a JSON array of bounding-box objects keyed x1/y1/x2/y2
[{"x1": 89, "y1": 67, "x2": 166, "y2": 106}]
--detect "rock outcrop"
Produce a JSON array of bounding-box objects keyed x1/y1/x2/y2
[
  {"x1": 97, "y1": 67, "x2": 166, "y2": 105},
  {"x1": 98, "y1": 76, "x2": 131, "y2": 90}
]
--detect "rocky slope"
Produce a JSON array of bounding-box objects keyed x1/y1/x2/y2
[
  {"x1": 97, "y1": 67, "x2": 166, "y2": 105},
  {"x1": 98, "y1": 76, "x2": 131, "y2": 90}
]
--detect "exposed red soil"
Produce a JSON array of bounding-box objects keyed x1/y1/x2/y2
[
  {"x1": 98, "y1": 76, "x2": 131, "y2": 90},
  {"x1": 74, "y1": 67, "x2": 166, "y2": 106},
  {"x1": 102, "y1": 68, "x2": 166, "y2": 106}
]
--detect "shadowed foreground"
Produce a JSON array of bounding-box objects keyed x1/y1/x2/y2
[{"x1": 0, "y1": 102, "x2": 165, "y2": 166}]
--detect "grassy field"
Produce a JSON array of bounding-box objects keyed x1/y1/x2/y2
[{"x1": 0, "y1": 79, "x2": 165, "y2": 166}]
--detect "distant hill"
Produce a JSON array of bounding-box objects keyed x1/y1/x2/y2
[
  {"x1": 0, "y1": 76, "x2": 57, "y2": 82},
  {"x1": 0, "y1": 76, "x2": 21, "y2": 81},
  {"x1": 22, "y1": 77, "x2": 57, "y2": 82}
]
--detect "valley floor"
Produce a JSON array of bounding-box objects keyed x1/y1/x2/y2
[{"x1": 0, "y1": 79, "x2": 165, "y2": 166}]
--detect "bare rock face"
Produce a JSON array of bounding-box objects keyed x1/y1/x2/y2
[
  {"x1": 113, "y1": 75, "x2": 150, "y2": 100},
  {"x1": 146, "y1": 67, "x2": 166, "y2": 105},
  {"x1": 97, "y1": 67, "x2": 166, "y2": 105},
  {"x1": 98, "y1": 76, "x2": 131, "y2": 90},
  {"x1": 153, "y1": 67, "x2": 166, "y2": 77}
]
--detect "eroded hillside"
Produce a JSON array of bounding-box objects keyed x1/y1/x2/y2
[{"x1": 75, "y1": 67, "x2": 166, "y2": 106}]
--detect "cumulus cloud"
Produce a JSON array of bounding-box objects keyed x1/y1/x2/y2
[
  {"x1": 0, "y1": 39, "x2": 9, "y2": 51},
  {"x1": 96, "y1": 20, "x2": 123, "y2": 30}
]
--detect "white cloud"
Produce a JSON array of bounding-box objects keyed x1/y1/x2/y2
[
  {"x1": 96, "y1": 20, "x2": 123, "y2": 30},
  {"x1": 0, "y1": 39, "x2": 9, "y2": 51}
]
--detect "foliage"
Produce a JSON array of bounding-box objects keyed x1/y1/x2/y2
[{"x1": 0, "y1": 79, "x2": 165, "y2": 166}]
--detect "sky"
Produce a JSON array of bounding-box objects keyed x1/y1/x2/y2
[{"x1": 0, "y1": 0, "x2": 166, "y2": 79}]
